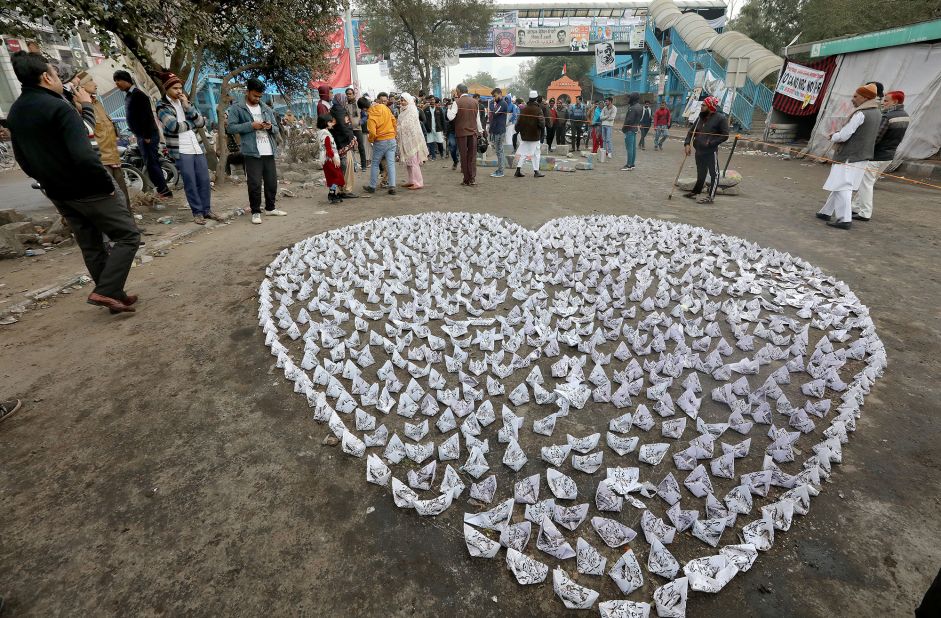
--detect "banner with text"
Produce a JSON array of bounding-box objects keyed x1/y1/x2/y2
[{"x1": 775, "y1": 61, "x2": 826, "y2": 106}]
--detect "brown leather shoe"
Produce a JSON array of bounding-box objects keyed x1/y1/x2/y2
[
  {"x1": 205, "y1": 210, "x2": 225, "y2": 222},
  {"x1": 87, "y1": 292, "x2": 136, "y2": 313},
  {"x1": 123, "y1": 293, "x2": 138, "y2": 306}
]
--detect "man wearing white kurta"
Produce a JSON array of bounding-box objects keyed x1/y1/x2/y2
[
  {"x1": 851, "y1": 90, "x2": 910, "y2": 222},
  {"x1": 817, "y1": 83, "x2": 881, "y2": 230}
]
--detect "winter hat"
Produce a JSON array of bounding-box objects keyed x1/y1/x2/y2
[
  {"x1": 160, "y1": 71, "x2": 182, "y2": 90},
  {"x1": 855, "y1": 84, "x2": 877, "y2": 100},
  {"x1": 318, "y1": 85, "x2": 331, "y2": 99},
  {"x1": 886, "y1": 90, "x2": 904, "y2": 103},
  {"x1": 702, "y1": 96, "x2": 719, "y2": 112}
]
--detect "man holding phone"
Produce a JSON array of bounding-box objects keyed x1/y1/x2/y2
[{"x1": 226, "y1": 78, "x2": 286, "y2": 224}]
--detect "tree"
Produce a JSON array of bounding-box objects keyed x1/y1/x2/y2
[
  {"x1": 204, "y1": 0, "x2": 342, "y2": 181},
  {"x1": 463, "y1": 71, "x2": 497, "y2": 87},
  {"x1": 503, "y1": 60, "x2": 534, "y2": 100},
  {"x1": 360, "y1": 0, "x2": 495, "y2": 93},
  {"x1": 729, "y1": 0, "x2": 941, "y2": 54}
]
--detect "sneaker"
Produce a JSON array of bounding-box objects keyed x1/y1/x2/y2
[
  {"x1": 490, "y1": 171, "x2": 505, "y2": 178},
  {"x1": 251, "y1": 213, "x2": 262, "y2": 224},
  {"x1": 620, "y1": 165, "x2": 631, "y2": 171},
  {"x1": 364, "y1": 186, "x2": 376, "y2": 194},
  {"x1": 0, "y1": 398, "x2": 22, "y2": 423},
  {"x1": 205, "y1": 210, "x2": 225, "y2": 222},
  {"x1": 193, "y1": 214, "x2": 206, "y2": 225},
  {"x1": 266, "y1": 209, "x2": 288, "y2": 216}
]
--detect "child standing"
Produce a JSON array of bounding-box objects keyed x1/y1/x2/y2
[{"x1": 317, "y1": 114, "x2": 345, "y2": 203}]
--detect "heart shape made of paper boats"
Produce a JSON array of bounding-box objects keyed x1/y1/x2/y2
[{"x1": 258, "y1": 213, "x2": 885, "y2": 617}]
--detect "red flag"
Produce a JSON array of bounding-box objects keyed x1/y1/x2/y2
[{"x1": 562, "y1": 63, "x2": 567, "y2": 75}]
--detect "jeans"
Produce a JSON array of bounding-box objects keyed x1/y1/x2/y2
[
  {"x1": 50, "y1": 192, "x2": 141, "y2": 299},
  {"x1": 136, "y1": 132, "x2": 170, "y2": 194},
  {"x1": 602, "y1": 125, "x2": 613, "y2": 154},
  {"x1": 493, "y1": 132, "x2": 505, "y2": 174},
  {"x1": 175, "y1": 153, "x2": 212, "y2": 215},
  {"x1": 655, "y1": 126, "x2": 669, "y2": 149},
  {"x1": 353, "y1": 129, "x2": 367, "y2": 167},
  {"x1": 447, "y1": 133, "x2": 458, "y2": 164},
  {"x1": 571, "y1": 122, "x2": 584, "y2": 150},
  {"x1": 639, "y1": 126, "x2": 651, "y2": 148},
  {"x1": 244, "y1": 155, "x2": 278, "y2": 213},
  {"x1": 370, "y1": 139, "x2": 396, "y2": 189},
  {"x1": 624, "y1": 130, "x2": 637, "y2": 167}
]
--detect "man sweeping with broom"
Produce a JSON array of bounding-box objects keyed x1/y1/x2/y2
[{"x1": 682, "y1": 96, "x2": 729, "y2": 204}]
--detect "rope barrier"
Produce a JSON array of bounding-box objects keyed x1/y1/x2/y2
[{"x1": 425, "y1": 102, "x2": 941, "y2": 192}]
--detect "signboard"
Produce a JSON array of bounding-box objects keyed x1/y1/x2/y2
[
  {"x1": 441, "y1": 48, "x2": 460, "y2": 66},
  {"x1": 629, "y1": 24, "x2": 646, "y2": 49},
  {"x1": 5, "y1": 39, "x2": 21, "y2": 53},
  {"x1": 569, "y1": 26, "x2": 590, "y2": 52},
  {"x1": 517, "y1": 27, "x2": 573, "y2": 49},
  {"x1": 595, "y1": 42, "x2": 616, "y2": 74},
  {"x1": 494, "y1": 28, "x2": 517, "y2": 57},
  {"x1": 775, "y1": 61, "x2": 826, "y2": 106},
  {"x1": 810, "y1": 19, "x2": 941, "y2": 58},
  {"x1": 494, "y1": 10, "x2": 518, "y2": 25}
]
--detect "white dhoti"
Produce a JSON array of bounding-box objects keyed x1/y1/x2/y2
[
  {"x1": 505, "y1": 123, "x2": 515, "y2": 150},
  {"x1": 819, "y1": 161, "x2": 868, "y2": 223},
  {"x1": 515, "y1": 140, "x2": 541, "y2": 172},
  {"x1": 851, "y1": 160, "x2": 891, "y2": 219}
]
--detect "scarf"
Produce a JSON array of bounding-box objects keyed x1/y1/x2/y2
[
  {"x1": 839, "y1": 98, "x2": 880, "y2": 130},
  {"x1": 396, "y1": 93, "x2": 428, "y2": 163}
]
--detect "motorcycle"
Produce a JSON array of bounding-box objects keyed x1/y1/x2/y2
[{"x1": 119, "y1": 142, "x2": 179, "y2": 191}]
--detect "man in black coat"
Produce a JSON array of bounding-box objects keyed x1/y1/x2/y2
[
  {"x1": 113, "y1": 69, "x2": 172, "y2": 197},
  {"x1": 8, "y1": 52, "x2": 141, "y2": 313}
]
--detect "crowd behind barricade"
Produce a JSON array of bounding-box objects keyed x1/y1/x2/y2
[{"x1": 3, "y1": 47, "x2": 912, "y2": 315}]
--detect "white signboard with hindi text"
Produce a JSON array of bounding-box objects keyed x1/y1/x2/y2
[{"x1": 776, "y1": 62, "x2": 826, "y2": 106}]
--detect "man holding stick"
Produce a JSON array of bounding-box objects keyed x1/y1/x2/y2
[{"x1": 682, "y1": 96, "x2": 729, "y2": 204}]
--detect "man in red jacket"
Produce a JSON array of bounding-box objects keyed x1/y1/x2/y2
[{"x1": 653, "y1": 102, "x2": 671, "y2": 151}]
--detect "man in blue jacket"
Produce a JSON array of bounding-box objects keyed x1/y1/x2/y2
[
  {"x1": 113, "y1": 69, "x2": 172, "y2": 198},
  {"x1": 226, "y1": 78, "x2": 287, "y2": 225},
  {"x1": 10, "y1": 53, "x2": 141, "y2": 313},
  {"x1": 488, "y1": 88, "x2": 509, "y2": 178},
  {"x1": 568, "y1": 96, "x2": 587, "y2": 153}
]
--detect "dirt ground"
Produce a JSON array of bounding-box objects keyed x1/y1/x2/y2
[{"x1": 1, "y1": 140, "x2": 939, "y2": 617}]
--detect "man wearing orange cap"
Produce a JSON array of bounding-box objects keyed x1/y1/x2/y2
[
  {"x1": 816, "y1": 83, "x2": 881, "y2": 229},
  {"x1": 682, "y1": 95, "x2": 729, "y2": 204},
  {"x1": 851, "y1": 89, "x2": 909, "y2": 221}
]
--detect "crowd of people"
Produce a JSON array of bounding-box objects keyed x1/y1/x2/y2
[{"x1": 4, "y1": 46, "x2": 911, "y2": 315}]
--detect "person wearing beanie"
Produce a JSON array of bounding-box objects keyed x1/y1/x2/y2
[
  {"x1": 155, "y1": 72, "x2": 220, "y2": 225},
  {"x1": 113, "y1": 68, "x2": 172, "y2": 197},
  {"x1": 816, "y1": 83, "x2": 881, "y2": 229},
  {"x1": 512, "y1": 92, "x2": 546, "y2": 178},
  {"x1": 682, "y1": 95, "x2": 730, "y2": 204},
  {"x1": 7, "y1": 52, "x2": 141, "y2": 314},
  {"x1": 851, "y1": 89, "x2": 910, "y2": 222}
]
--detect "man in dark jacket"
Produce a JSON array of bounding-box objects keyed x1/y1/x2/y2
[
  {"x1": 513, "y1": 92, "x2": 546, "y2": 178},
  {"x1": 620, "y1": 93, "x2": 643, "y2": 171},
  {"x1": 422, "y1": 96, "x2": 445, "y2": 161},
  {"x1": 488, "y1": 88, "x2": 509, "y2": 177},
  {"x1": 638, "y1": 101, "x2": 653, "y2": 150},
  {"x1": 851, "y1": 89, "x2": 909, "y2": 221},
  {"x1": 113, "y1": 69, "x2": 171, "y2": 198},
  {"x1": 568, "y1": 96, "x2": 587, "y2": 152},
  {"x1": 10, "y1": 53, "x2": 141, "y2": 313},
  {"x1": 683, "y1": 96, "x2": 730, "y2": 204}
]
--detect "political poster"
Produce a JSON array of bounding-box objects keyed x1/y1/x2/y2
[
  {"x1": 516, "y1": 27, "x2": 572, "y2": 48},
  {"x1": 595, "y1": 42, "x2": 616, "y2": 74},
  {"x1": 494, "y1": 28, "x2": 518, "y2": 57}
]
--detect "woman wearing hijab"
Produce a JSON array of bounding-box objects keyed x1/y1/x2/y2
[
  {"x1": 397, "y1": 93, "x2": 429, "y2": 190},
  {"x1": 330, "y1": 92, "x2": 359, "y2": 197}
]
